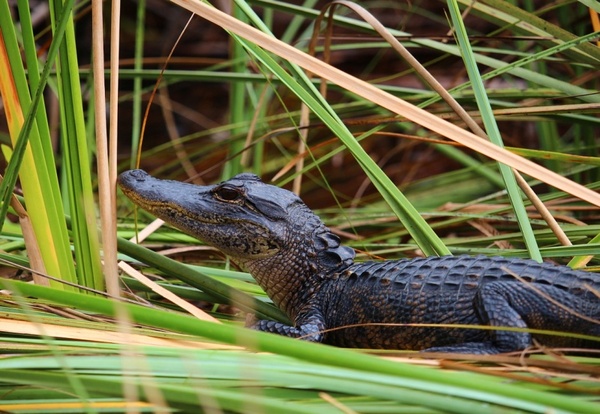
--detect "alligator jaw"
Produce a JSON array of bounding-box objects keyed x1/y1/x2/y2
[{"x1": 118, "y1": 169, "x2": 217, "y2": 225}]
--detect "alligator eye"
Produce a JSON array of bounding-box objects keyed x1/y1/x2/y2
[{"x1": 214, "y1": 186, "x2": 242, "y2": 202}]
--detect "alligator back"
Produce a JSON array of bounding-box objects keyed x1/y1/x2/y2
[{"x1": 319, "y1": 255, "x2": 600, "y2": 350}]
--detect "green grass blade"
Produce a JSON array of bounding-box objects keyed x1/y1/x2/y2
[
  {"x1": 130, "y1": 0, "x2": 146, "y2": 168},
  {"x1": 224, "y1": 4, "x2": 251, "y2": 178},
  {"x1": 117, "y1": 236, "x2": 289, "y2": 322},
  {"x1": 448, "y1": 0, "x2": 541, "y2": 261},
  {"x1": 49, "y1": 0, "x2": 104, "y2": 290},
  {"x1": 0, "y1": 0, "x2": 78, "y2": 288}
]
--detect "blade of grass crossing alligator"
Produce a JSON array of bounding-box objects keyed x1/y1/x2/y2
[
  {"x1": 117, "y1": 236, "x2": 289, "y2": 323},
  {"x1": 249, "y1": 41, "x2": 449, "y2": 256}
]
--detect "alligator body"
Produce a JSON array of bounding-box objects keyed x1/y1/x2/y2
[{"x1": 119, "y1": 170, "x2": 600, "y2": 354}]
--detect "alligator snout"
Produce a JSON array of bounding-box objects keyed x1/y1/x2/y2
[{"x1": 118, "y1": 169, "x2": 150, "y2": 185}]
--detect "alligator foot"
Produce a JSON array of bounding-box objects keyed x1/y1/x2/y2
[{"x1": 250, "y1": 319, "x2": 325, "y2": 342}]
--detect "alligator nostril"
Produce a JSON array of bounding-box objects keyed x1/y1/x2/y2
[
  {"x1": 130, "y1": 169, "x2": 149, "y2": 180},
  {"x1": 118, "y1": 169, "x2": 149, "y2": 184}
]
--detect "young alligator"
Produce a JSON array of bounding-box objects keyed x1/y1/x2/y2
[{"x1": 118, "y1": 169, "x2": 600, "y2": 354}]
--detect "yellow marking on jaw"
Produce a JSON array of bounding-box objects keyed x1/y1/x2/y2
[
  {"x1": 122, "y1": 189, "x2": 175, "y2": 215},
  {"x1": 122, "y1": 186, "x2": 247, "y2": 228}
]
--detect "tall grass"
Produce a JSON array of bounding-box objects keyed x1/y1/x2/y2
[{"x1": 0, "y1": 0, "x2": 599, "y2": 412}]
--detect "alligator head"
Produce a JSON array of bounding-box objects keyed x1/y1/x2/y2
[{"x1": 118, "y1": 170, "x2": 355, "y2": 315}]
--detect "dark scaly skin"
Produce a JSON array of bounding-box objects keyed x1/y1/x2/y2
[{"x1": 118, "y1": 170, "x2": 600, "y2": 354}]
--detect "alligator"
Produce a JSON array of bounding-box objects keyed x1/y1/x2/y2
[{"x1": 118, "y1": 169, "x2": 600, "y2": 354}]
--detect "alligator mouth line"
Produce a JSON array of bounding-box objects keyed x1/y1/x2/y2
[
  {"x1": 122, "y1": 189, "x2": 255, "y2": 228},
  {"x1": 121, "y1": 189, "x2": 213, "y2": 223}
]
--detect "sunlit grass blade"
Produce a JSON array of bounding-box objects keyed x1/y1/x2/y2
[{"x1": 0, "y1": 0, "x2": 78, "y2": 288}]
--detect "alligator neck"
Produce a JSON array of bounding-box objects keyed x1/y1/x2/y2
[{"x1": 236, "y1": 203, "x2": 355, "y2": 319}]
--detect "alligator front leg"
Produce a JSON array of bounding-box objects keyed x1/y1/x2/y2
[
  {"x1": 425, "y1": 282, "x2": 600, "y2": 354},
  {"x1": 249, "y1": 308, "x2": 326, "y2": 342}
]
